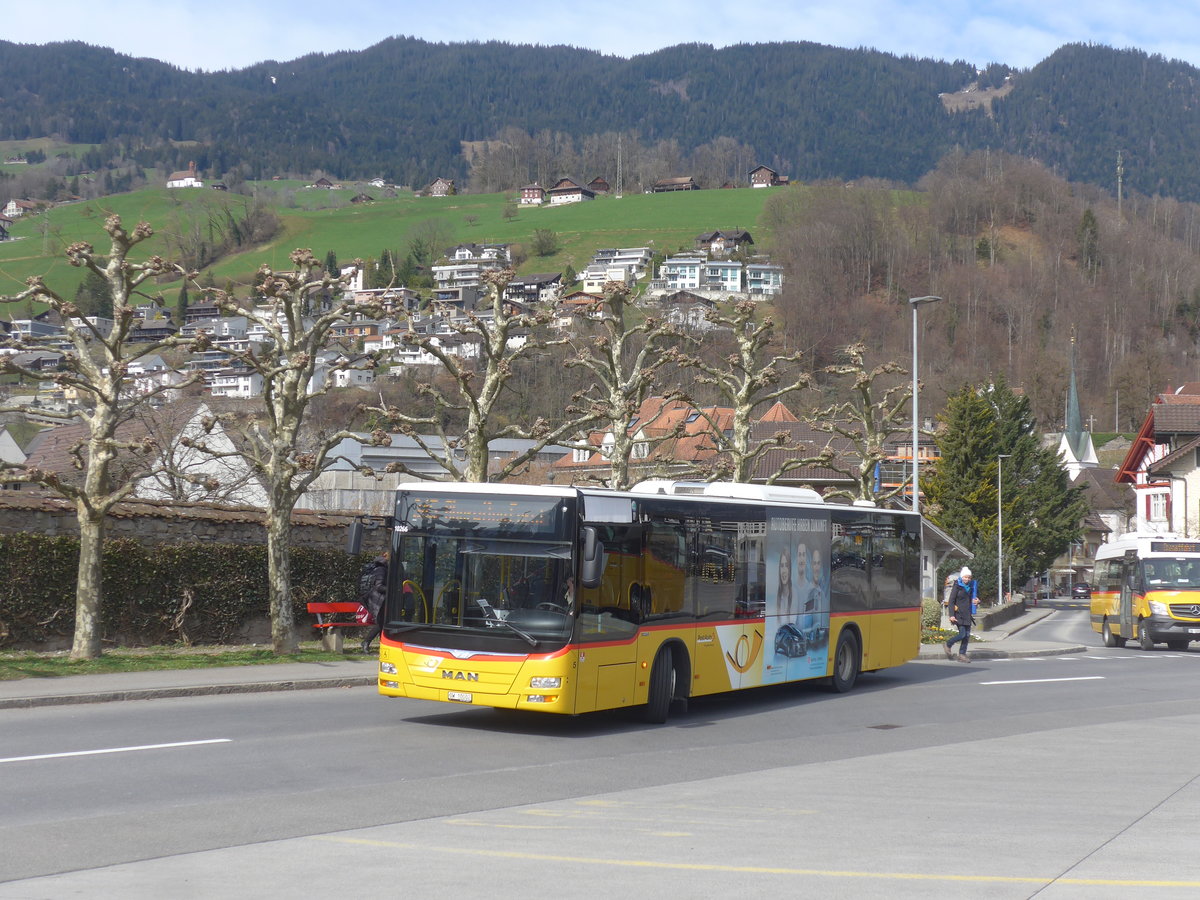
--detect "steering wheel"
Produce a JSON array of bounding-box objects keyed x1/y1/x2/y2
[{"x1": 535, "y1": 601, "x2": 565, "y2": 612}]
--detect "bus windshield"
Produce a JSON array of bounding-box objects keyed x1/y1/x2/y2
[
  {"x1": 388, "y1": 491, "x2": 577, "y2": 650},
  {"x1": 1143, "y1": 558, "x2": 1200, "y2": 590}
]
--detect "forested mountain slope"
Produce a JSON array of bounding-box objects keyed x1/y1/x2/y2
[{"x1": 3, "y1": 38, "x2": 1199, "y2": 200}]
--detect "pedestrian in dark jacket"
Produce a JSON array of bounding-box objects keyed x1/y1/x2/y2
[
  {"x1": 944, "y1": 566, "x2": 975, "y2": 662},
  {"x1": 359, "y1": 552, "x2": 389, "y2": 655}
]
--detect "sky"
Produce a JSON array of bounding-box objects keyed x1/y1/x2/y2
[{"x1": 7, "y1": 1, "x2": 1200, "y2": 73}]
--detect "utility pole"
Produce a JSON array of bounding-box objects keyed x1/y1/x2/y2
[
  {"x1": 1116, "y1": 151, "x2": 1124, "y2": 221},
  {"x1": 615, "y1": 134, "x2": 623, "y2": 200}
]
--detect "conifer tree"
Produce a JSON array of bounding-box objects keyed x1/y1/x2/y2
[{"x1": 925, "y1": 376, "x2": 1088, "y2": 599}]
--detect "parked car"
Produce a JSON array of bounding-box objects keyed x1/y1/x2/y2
[{"x1": 1071, "y1": 581, "x2": 1091, "y2": 599}]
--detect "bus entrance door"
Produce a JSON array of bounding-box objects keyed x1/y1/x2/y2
[{"x1": 1119, "y1": 551, "x2": 1137, "y2": 638}]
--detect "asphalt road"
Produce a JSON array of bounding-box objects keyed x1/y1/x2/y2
[{"x1": 4, "y1": 607, "x2": 1200, "y2": 897}]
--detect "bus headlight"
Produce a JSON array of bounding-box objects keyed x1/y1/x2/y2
[
  {"x1": 380, "y1": 662, "x2": 398, "y2": 675},
  {"x1": 530, "y1": 676, "x2": 561, "y2": 689},
  {"x1": 1149, "y1": 601, "x2": 1170, "y2": 616}
]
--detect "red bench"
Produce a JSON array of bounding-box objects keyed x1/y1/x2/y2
[{"x1": 307, "y1": 601, "x2": 366, "y2": 652}]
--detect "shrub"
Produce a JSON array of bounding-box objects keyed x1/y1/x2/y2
[{"x1": 0, "y1": 533, "x2": 362, "y2": 648}]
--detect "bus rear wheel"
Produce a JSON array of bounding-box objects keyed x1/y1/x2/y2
[
  {"x1": 828, "y1": 631, "x2": 860, "y2": 693},
  {"x1": 1138, "y1": 621, "x2": 1156, "y2": 651},
  {"x1": 642, "y1": 647, "x2": 676, "y2": 724}
]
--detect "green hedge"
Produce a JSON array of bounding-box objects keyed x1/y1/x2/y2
[{"x1": 0, "y1": 533, "x2": 363, "y2": 647}]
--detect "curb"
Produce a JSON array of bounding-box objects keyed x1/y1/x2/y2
[
  {"x1": 917, "y1": 643, "x2": 1087, "y2": 661},
  {"x1": 962, "y1": 645, "x2": 1087, "y2": 660},
  {"x1": 0, "y1": 675, "x2": 377, "y2": 710}
]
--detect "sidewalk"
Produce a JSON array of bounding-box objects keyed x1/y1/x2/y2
[
  {"x1": 916, "y1": 605, "x2": 1086, "y2": 661},
  {"x1": 0, "y1": 657, "x2": 378, "y2": 710},
  {"x1": 1, "y1": 608, "x2": 1081, "y2": 709}
]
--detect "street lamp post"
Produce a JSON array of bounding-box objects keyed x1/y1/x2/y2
[
  {"x1": 909, "y1": 295, "x2": 944, "y2": 516},
  {"x1": 998, "y1": 453, "x2": 1011, "y2": 605}
]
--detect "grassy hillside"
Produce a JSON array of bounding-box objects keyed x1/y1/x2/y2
[{"x1": 0, "y1": 184, "x2": 777, "y2": 302}]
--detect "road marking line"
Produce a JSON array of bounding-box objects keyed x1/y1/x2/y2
[
  {"x1": 315, "y1": 836, "x2": 1200, "y2": 887},
  {"x1": 0, "y1": 738, "x2": 231, "y2": 764},
  {"x1": 979, "y1": 676, "x2": 1105, "y2": 685}
]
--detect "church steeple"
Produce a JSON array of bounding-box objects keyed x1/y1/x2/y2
[{"x1": 1058, "y1": 328, "x2": 1098, "y2": 477}]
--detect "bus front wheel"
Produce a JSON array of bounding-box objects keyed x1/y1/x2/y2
[
  {"x1": 1102, "y1": 620, "x2": 1117, "y2": 648},
  {"x1": 1138, "y1": 620, "x2": 1156, "y2": 652},
  {"x1": 642, "y1": 647, "x2": 676, "y2": 724},
  {"x1": 828, "y1": 631, "x2": 860, "y2": 693}
]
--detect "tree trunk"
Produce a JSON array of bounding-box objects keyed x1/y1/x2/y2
[
  {"x1": 265, "y1": 502, "x2": 298, "y2": 654},
  {"x1": 70, "y1": 511, "x2": 106, "y2": 660}
]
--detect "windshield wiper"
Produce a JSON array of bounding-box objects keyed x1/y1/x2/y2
[
  {"x1": 383, "y1": 622, "x2": 427, "y2": 633},
  {"x1": 489, "y1": 617, "x2": 539, "y2": 647}
]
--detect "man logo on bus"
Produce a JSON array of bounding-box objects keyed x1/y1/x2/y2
[{"x1": 441, "y1": 670, "x2": 480, "y2": 682}]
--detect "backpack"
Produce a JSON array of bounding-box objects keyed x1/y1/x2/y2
[{"x1": 357, "y1": 559, "x2": 387, "y2": 616}]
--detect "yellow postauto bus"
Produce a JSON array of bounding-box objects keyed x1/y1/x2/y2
[
  {"x1": 1091, "y1": 534, "x2": 1200, "y2": 650},
  {"x1": 373, "y1": 481, "x2": 922, "y2": 722}
]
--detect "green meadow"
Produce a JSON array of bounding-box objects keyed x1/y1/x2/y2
[{"x1": 0, "y1": 181, "x2": 778, "y2": 303}]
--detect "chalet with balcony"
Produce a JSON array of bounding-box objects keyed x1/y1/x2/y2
[
  {"x1": 520, "y1": 183, "x2": 546, "y2": 205},
  {"x1": 652, "y1": 176, "x2": 699, "y2": 192},
  {"x1": 552, "y1": 291, "x2": 605, "y2": 329},
  {"x1": 695, "y1": 229, "x2": 754, "y2": 256},
  {"x1": 426, "y1": 177, "x2": 456, "y2": 197},
  {"x1": 749, "y1": 165, "x2": 788, "y2": 188},
  {"x1": 660, "y1": 291, "x2": 720, "y2": 332},
  {"x1": 3, "y1": 199, "x2": 39, "y2": 218},
  {"x1": 547, "y1": 177, "x2": 595, "y2": 205},
  {"x1": 129, "y1": 320, "x2": 179, "y2": 343},
  {"x1": 502, "y1": 273, "x2": 563, "y2": 305}
]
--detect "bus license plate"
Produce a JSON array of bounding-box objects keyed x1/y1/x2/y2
[
  {"x1": 1189, "y1": 628, "x2": 1200, "y2": 634},
  {"x1": 447, "y1": 691, "x2": 473, "y2": 703}
]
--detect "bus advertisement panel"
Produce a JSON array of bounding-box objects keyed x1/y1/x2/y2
[{"x1": 762, "y1": 513, "x2": 831, "y2": 684}]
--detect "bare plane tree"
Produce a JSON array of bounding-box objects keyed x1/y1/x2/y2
[
  {"x1": 805, "y1": 342, "x2": 911, "y2": 503},
  {"x1": 679, "y1": 301, "x2": 819, "y2": 482},
  {"x1": 564, "y1": 282, "x2": 687, "y2": 490},
  {"x1": 182, "y1": 251, "x2": 376, "y2": 653},
  {"x1": 0, "y1": 215, "x2": 200, "y2": 659},
  {"x1": 366, "y1": 268, "x2": 598, "y2": 483}
]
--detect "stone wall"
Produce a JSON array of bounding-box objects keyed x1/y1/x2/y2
[{"x1": 0, "y1": 491, "x2": 391, "y2": 554}]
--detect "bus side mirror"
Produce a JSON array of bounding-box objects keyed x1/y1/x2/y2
[
  {"x1": 580, "y1": 526, "x2": 606, "y2": 589},
  {"x1": 347, "y1": 518, "x2": 364, "y2": 555}
]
